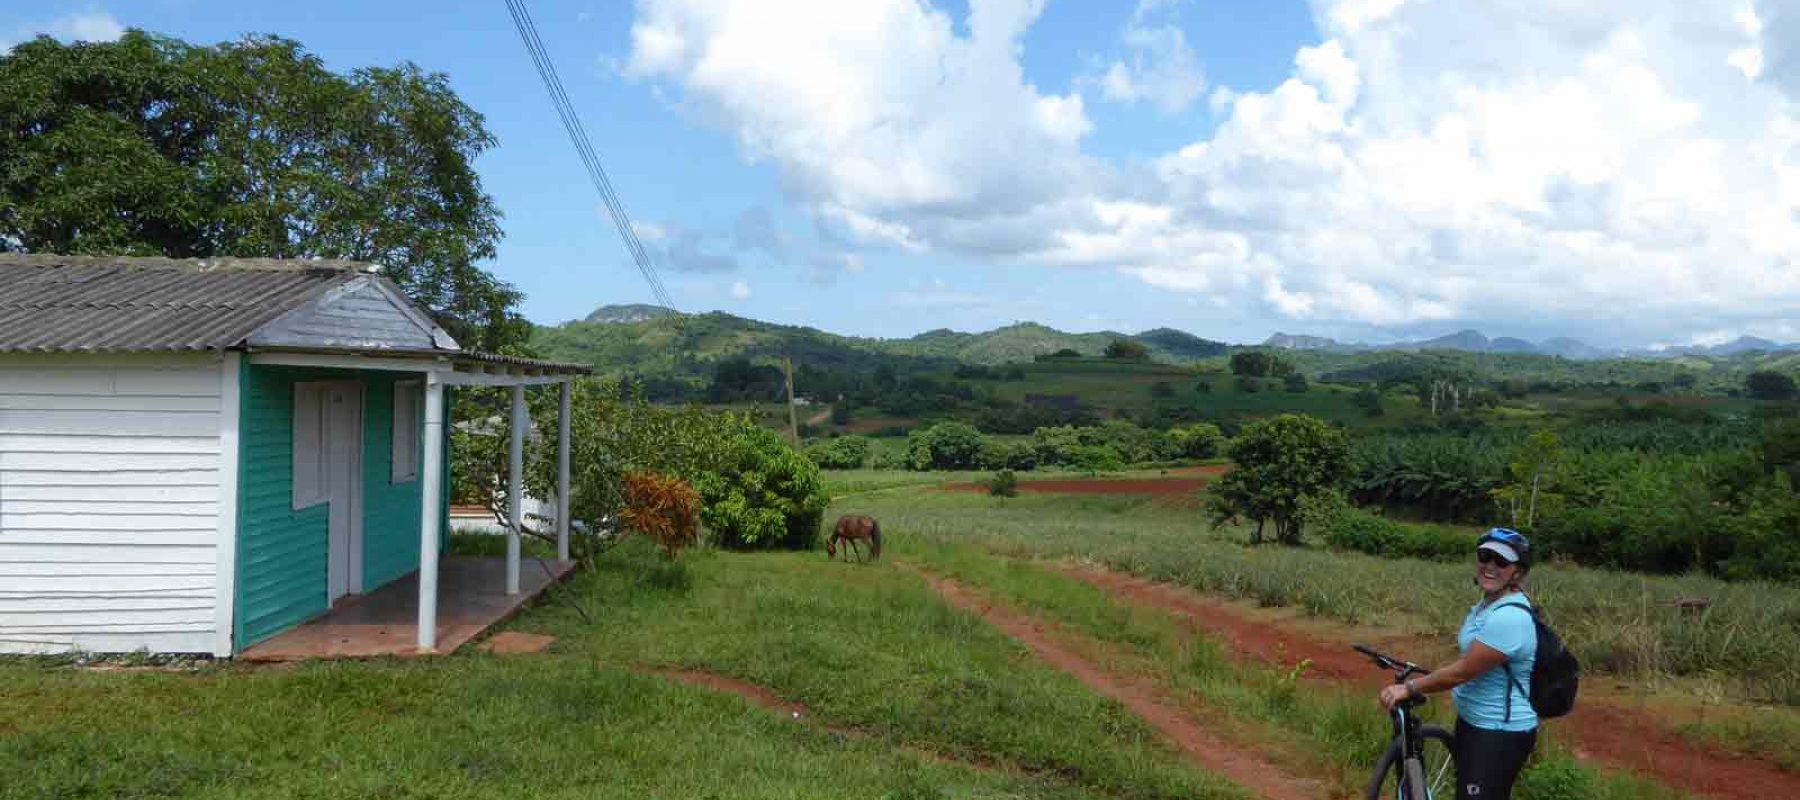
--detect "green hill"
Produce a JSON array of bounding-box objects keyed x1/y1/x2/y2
[{"x1": 531, "y1": 310, "x2": 1230, "y2": 376}]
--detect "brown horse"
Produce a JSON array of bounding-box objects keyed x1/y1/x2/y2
[{"x1": 826, "y1": 514, "x2": 882, "y2": 562}]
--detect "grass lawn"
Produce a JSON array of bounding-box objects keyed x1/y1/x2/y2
[{"x1": 0, "y1": 538, "x2": 1248, "y2": 800}]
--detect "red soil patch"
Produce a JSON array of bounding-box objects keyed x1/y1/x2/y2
[
  {"x1": 943, "y1": 475, "x2": 1211, "y2": 498},
  {"x1": 1059, "y1": 565, "x2": 1800, "y2": 800},
  {"x1": 907, "y1": 565, "x2": 1323, "y2": 800}
]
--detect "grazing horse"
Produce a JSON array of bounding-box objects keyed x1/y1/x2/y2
[{"x1": 826, "y1": 514, "x2": 882, "y2": 562}]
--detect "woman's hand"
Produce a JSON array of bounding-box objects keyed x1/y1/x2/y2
[{"x1": 1379, "y1": 683, "x2": 1413, "y2": 710}]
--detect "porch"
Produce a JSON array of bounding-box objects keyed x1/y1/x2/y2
[{"x1": 239, "y1": 556, "x2": 576, "y2": 661}]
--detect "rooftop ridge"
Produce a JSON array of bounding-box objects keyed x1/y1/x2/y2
[{"x1": 0, "y1": 253, "x2": 373, "y2": 272}]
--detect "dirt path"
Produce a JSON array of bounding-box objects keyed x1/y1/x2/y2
[
  {"x1": 904, "y1": 565, "x2": 1325, "y2": 800},
  {"x1": 1059, "y1": 565, "x2": 1800, "y2": 800}
]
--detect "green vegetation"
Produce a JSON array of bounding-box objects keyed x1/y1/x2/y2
[
  {"x1": 1206, "y1": 414, "x2": 1351, "y2": 544},
  {"x1": 0, "y1": 537, "x2": 1255, "y2": 800},
  {"x1": 0, "y1": 31, "x2": 525, "y2": 350},
  {"x1": 696, "y1": 425, "x2": 826, "y2": 550},
  {"x1": 897, "y1": 535, "x2": 1684, "y2": 800},
  {"x1": 843, "y1": 487, "x2": 1800, "y2": 708}
]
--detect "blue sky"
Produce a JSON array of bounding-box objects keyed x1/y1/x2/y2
[{"x1": 5, "y1": 1, "x2": 1795, "y2": 348}]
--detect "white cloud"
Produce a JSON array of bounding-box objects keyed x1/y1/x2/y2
[
  {"x1": 1086, "y1": 0, "x2": 1207, "y2": 113},
  {"x1": 628, "y1": 0, "x2": 1800, "y2": 344},
  {"x1": 728, "y1": 280, "x2": 751, "y2": 300},
  {"x1": 3, "y1": 9, "x2": 124, "y2": 51}
]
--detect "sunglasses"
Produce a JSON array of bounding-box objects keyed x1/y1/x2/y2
[{"x1": 1477, "y1": 550, "x2": 1517, "y2": 567}]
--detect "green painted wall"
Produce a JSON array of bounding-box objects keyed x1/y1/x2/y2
[{"x1": 234, "y1": 363, "x2": 441, "y2": 651}]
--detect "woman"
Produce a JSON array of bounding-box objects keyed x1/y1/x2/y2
[{"x1": 1378, "y1": 528, "x2": 1538, "y2": 800}]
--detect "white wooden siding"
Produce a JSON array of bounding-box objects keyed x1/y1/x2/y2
[{"x1": 0, "y1": 355, "x2": 223, "y2": 654}]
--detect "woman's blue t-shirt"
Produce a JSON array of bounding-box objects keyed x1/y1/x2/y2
[{"x1": 1451, "y1": 592, "x2": 1538, "y2": 732}]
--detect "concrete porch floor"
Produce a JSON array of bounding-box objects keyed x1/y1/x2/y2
[{"x1": 240, "y1": 556, "x2": 576, "y2": 661}]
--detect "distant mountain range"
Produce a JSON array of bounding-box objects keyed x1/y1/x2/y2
[
  {"x1": 554, "y1": 305, "x2": 1799, "y2": 368},
  {"x1": 1262, "y1": 329, "x2": 1800, "y2": 360}
]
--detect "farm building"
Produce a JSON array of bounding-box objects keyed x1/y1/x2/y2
[{"x1": 0, "y1": 254, "x2": 587, "y2": 658}]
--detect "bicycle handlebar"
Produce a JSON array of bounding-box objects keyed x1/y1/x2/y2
[{"x1": 1351, "y1": 643, "x2": 1423, "y2": 678}]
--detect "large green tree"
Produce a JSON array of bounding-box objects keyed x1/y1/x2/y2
[
  {"x1": 1206, "y1": 413, "x2": 1351, "y2": 545},
  {"x1": 0, "y1": 31, "x2": 525, "y2": 350}
]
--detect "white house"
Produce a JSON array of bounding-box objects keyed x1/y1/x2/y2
[{"x1": 0, "y1": 254, "x2": 587, "y2": 657}]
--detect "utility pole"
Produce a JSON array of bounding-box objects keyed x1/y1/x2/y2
[{"x1": 783, "y1": 355, "x2": 800, "y2": 445}]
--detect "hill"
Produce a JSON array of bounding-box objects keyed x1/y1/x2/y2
[{"x1": 533, "y1": 309, "x2": 1230, "y2": 374}]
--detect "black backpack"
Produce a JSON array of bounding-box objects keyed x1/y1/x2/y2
[{"x1": 1494, "y1": 599, "x2": 1579, "y2": 721}]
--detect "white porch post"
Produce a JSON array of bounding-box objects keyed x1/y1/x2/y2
[
  {"x1": 557, "y1": 380, "x2": 571, "y2": 562},
  {"x1": 417, "y1": 373, "x2": 445, "y2": 651},
  {"x1": 507, "y1": 384, "x2": 525, "y2": 595}
]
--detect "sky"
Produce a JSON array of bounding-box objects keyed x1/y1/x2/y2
[{"x1": 4, "y1": 1, "x2": 1796, "y2": 349}]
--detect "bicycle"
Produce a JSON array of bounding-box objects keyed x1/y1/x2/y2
[{"x1": 1354, "y1": 643, "x2": 1456, "y2": 800}]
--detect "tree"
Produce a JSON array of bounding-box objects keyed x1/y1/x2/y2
[
  {"x1": 0, "y1": 32, "x2": 524, "y2": 350},
  {"x1": 696, "y1": 425, "x2": 827, "y2": 550},
  {"x1": 906, "y1": 421, "x2": 986, "y2": 470},
  {"x1": 1491, "y1": 431, "x2": 1567, "y2": 528},
  {"x1": 1104, "y1": 339, "x2": 1149, "y2": 360},
  {"x1": 1205, "y1": 414, "x2": 1351, "y2": 545},
  {"x1": 1746, "y1": 371, "x2": 1798, "y2": 401},
  {"x1": 1229, "y1": 350, "x2": 1296, "y2": 378}
]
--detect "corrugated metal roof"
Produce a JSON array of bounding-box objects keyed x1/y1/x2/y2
[
  {"x1": 0, "y1": 254, "x2": 365, "y2": 353},
  {"x1": 453, "y1": 352, "x2": 592, "y2": 374}
]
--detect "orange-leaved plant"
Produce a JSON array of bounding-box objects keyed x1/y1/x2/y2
[{"x1": 620, "y1": 471, "x2": 702, "y2": 559}]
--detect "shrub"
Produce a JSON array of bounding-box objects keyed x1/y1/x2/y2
[
  {"x1": 906, "y1": 421, "x2": 987, "y2": 470},
  {"x1": 1150, "y1": 381, "x2": 1175, "y2": 398},
  {"x1": 986, "y1": 469, "x2": 1019, "y2": 498},
  {"x1": 696, "y1": 424, "x2": 827, "y2": 550},
  {"x1": 1167, "y1": 422, "x2": 1225, "y2": 459},
  {"x1": 1283, "y1": 373, "x2": 1309, "y2": 393},
  {"x1": 1071, "y1": 444, "x2": 1126, "y2": 474},
  {"x1": 1235, "y1": 375, "x2": 1262, "y2": 393},
  {"x1": 620, "y1": 472, "x2": 702, "y2": 559},
  {"x1": 1194, "y1": 380, "x2": 1212, "y2": 394},
  {"x1": 806, "y1": 435, "x2": 872, "y2": 469}
]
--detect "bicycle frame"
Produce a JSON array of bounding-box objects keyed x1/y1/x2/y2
[{"x1": 1356, "y1": 643, "x2": 1449, "y2": 800}]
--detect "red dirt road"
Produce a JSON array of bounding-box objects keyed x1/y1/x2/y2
[
  {"x1": 907, "y1": 565, "x2": 1325, "y2": 800},
  {"x1": 1059, "y1": 565, "x2": 1800, "y2": 800},
  {"x1": 942, "y1": 466, "x2": 1227, "y2": 497}
]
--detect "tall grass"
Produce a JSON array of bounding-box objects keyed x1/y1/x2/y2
[{"x1": 841, "y1": 489, "x2": 1800, "y2": 706}]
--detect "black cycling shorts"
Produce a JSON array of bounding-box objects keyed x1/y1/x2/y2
[{"x1": 1454, "y1": 717, "x2": 1537, "y2": 799}]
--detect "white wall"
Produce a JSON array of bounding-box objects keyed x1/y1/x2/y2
[{"x1": 0, "y1": 354, "x2": 223, "y2": 654}]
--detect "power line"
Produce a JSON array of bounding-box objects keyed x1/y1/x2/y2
[{"x1": 503, "y1": 0, "x2": 676, "y2": 310}]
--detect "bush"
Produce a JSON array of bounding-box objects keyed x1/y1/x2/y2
[
  {"x1": 620, "y1": 472, "x2": 701, "y2": 559},
  {"x1": 1234, "y1": 375, "x2": 1261, "y2": 393},
  {"x1": 986, "y1": 470, "x2": 1019, "y2": 497},
  {"x1": 1071, "y1": 444, "x2": 1125, "y2": 474},
  {"x1": 1194, "y1": 380, "x2": 1212, "y2": 394},
  {"x1": 1167, "y1": 422, "x2": 1224, "y2": 459},
  {"x1": 805, "y1": 435, "x2": 872, "y2": 469},
  {"x1": 1149, "y1": 381, "x2": 1175, "y2": 398},
  {"x1": 696, "y1": 424, "x2": 827, "y2": 550},
  {"x1": 1283, "y1": 373, "x2": 1309, "y2": 393},
  {"x1": 906, "y1": 421, "x2": 987, "y2": 470},
  {"x1": 1104, "y1": 339, "x2": 1149, "y2": 360},
  {"x1": 1322, "y1": 509, "x2": 1471, "y2": 562}
]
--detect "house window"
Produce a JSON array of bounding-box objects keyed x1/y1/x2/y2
[
  {"x1": 292, "y1": 383, "x2": 329, "y2": 509},
  {"x1": 392, "y1": 380, "x2": 422, "y2": 483}
]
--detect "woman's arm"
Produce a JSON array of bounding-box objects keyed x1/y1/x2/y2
[{"x1": 1379, "y1": 642, "x2": 1509, "y2": 709}]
